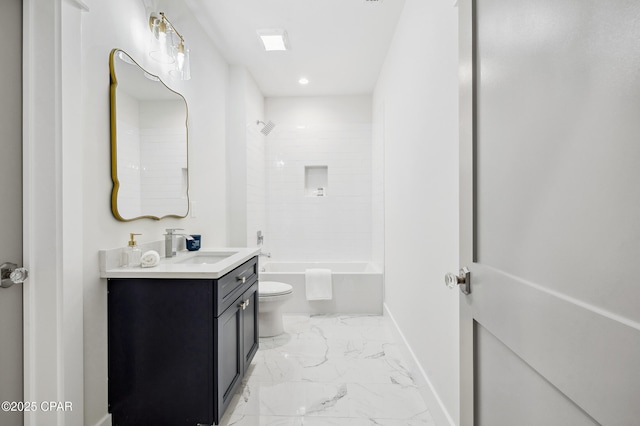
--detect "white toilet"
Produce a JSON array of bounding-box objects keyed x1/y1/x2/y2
[{"x1": 258, "y1": 281, "x2": 293, "y2": 337}]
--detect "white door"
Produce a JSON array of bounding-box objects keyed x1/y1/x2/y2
[
  {"x1": 457, "y1": 0, "x2": 640, "y2": 425},
  {"x1": 0, "y1": 0, "x2": 24, "y2": 425}
]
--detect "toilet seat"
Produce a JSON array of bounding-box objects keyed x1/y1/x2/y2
[{"x1": 259, "y1": 281, "x2": 293, "y2": 297}]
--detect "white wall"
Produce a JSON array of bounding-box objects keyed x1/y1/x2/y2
[
  {"x1": 79, "y1": 1, "x2": 230, "y2": 424},
  {"x1": 226, "y1": 66, "x2": 266, "y2": 247},
  {"x1": 264, "y1": 96, "x2": 373, "y2": 261},
  {"x1": 371, "y1": 99, "x2": 385, "y2": 269},
  {"x1": 244, "y1": 78, "x2": 267, "y2": 248},
  {"x1": 374, "y1": 1, "x2": 460, "y2": 425},
  {"x1": 226, "y1": 67, "x2": 248, "y2": 246}
]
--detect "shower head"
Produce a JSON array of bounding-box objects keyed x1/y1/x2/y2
[{"x1": 257, "y1": 120, "x2": 276, "y2": 136}]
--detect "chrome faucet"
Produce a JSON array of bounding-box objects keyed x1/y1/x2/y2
[{"x1": 164, "y1": 228, "x2": 194, "y2": 258}]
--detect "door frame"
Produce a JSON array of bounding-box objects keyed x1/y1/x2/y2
[
  {"x1": 458, "y1": 0, "x2": 474, "y2": 424},
  {"x1": 23, "y1": 1, "x2": 85, "y2": 425}
]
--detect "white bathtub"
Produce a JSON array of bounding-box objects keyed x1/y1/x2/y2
[{"x1": 259, "y1": 261, "x2": 383, "y2": 314}]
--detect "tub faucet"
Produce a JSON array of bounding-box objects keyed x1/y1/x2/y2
[{"x1": 165, "y1": 228, "x2": 194, "y2": 258}]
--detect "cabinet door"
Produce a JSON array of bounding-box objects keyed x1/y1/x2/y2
[
  {"x1": 108, "y1": 278, "x2": 214, "y2": 426},
  {"x1": 214, "y1": 298, "x2": 243, "y2": 422},
  {"x1": 241, "y1": 282, "x2": 259, "y2": 371}
]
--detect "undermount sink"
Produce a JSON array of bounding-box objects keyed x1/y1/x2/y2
[{"x1": 175, "y1": 252, "x2": 239, "y2": 265}]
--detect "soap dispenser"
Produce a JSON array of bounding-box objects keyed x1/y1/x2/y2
[{"x1": 127, "y1": 233, "x2": 142, "y2": 267}]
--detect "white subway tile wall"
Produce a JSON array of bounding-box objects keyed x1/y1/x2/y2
[
  {"x1": 265, "y1": 124, "x2": 373, "y2": 261},
  {"x1": 114, "y1": 95, "x2": 188, "y2": 218},
  {"x1": 140, "y1": 127, "x2": 188, "y2": 215},
  {"x1": 114, "y1": 91, "x2": 142, "y2": 218}
]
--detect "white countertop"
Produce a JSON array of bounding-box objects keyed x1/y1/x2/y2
[{"x1": 100, "y1": 247, "x2": 261, "y2": 279}]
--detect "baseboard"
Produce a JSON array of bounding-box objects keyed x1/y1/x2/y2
[
  {"x1": 384, "y1": 303, "x2": 456, "y2": 426},
  {"x1": 93, "y1": 413, "x2": 111, "y2": 426}
]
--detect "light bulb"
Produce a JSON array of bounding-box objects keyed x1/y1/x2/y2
[
  {"x1": 176, "y1": 42, "x2": 185, "y2": 71},
  {"x1": 158, "y1": 31, "x2": 167, "y2": 54},
  {"x1": 149, "y1": 19, "x2": 174, "y2": 64}
]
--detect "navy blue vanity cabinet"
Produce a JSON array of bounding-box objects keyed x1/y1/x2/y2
[
  {"x1": 241, "y1": 284, "x2": 260, "y2": 368},
  {"x1": 107, "y1": 256, "x2": 259, "y2": 426},
  {"x1": 215, "y1": 281, "x2": 259, "y2": 416}
]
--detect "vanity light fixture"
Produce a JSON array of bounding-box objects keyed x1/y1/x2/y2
[
  {"x1": 257, "y1": 29, "x2": 290, "y2": 51},
  {"x1": 298, "y1": 77, "x2": 309, "y2": 85},
  {"x1": 149, "y1": 12, "x2": 191, "y2": 80}
]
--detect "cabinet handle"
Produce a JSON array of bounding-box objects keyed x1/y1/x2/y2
[
  {"x1": 236, "y1": 276, "x2": 246, "y2": 283},
  {"x1": 244, "y1": 299, "x2": 250, "y2": 309},
  {"x1": 238, "y1": 300, "x2": 250, "y2": 310}
]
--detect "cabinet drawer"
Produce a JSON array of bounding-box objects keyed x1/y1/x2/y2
[{"x1": 216, "y1": 257, "x2": 257, "y2": 315}]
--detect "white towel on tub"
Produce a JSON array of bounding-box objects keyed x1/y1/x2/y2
[{"x1": 305, "y1": 268, "x2": 333, "y2": 300}]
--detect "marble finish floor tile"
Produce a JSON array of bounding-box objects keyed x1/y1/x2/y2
[{"x1": 219, "y1": 314, "x2": 436, "y2": 426}]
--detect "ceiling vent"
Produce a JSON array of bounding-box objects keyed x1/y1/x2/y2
[{"x1": 257, "y1": 29, "x2": 290, "y2": 51}]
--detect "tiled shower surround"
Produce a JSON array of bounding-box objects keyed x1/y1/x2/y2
[
  {"x1": 265, "y1": 123, "x2": 373, "y2": 261},
  {"x1": 218, "y1": 314, "x2": 436, "y2": 425}
]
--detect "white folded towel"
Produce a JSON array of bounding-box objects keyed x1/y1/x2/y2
[
  {"x1": 140, "y1": 250, "x2": 160, "y2": 268},
  {"x1": 305, "y1": 268, "x2": 332, "y2": 301}
]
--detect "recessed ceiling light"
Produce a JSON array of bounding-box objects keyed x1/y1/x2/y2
[
  {"x1": 298, "y1": 77, "x2": 309, "y2": 85},
  {"x1": 257, "y1": 29, "x2": 290, "y2": 51}
]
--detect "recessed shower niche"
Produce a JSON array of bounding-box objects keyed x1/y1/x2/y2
[{"x1": 305, "y1": 165, "x2": 328, "y2": 197}]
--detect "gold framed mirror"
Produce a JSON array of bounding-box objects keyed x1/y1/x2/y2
[{"x1": 109, "y1": 48, "x2": 189, "y2": 221}]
